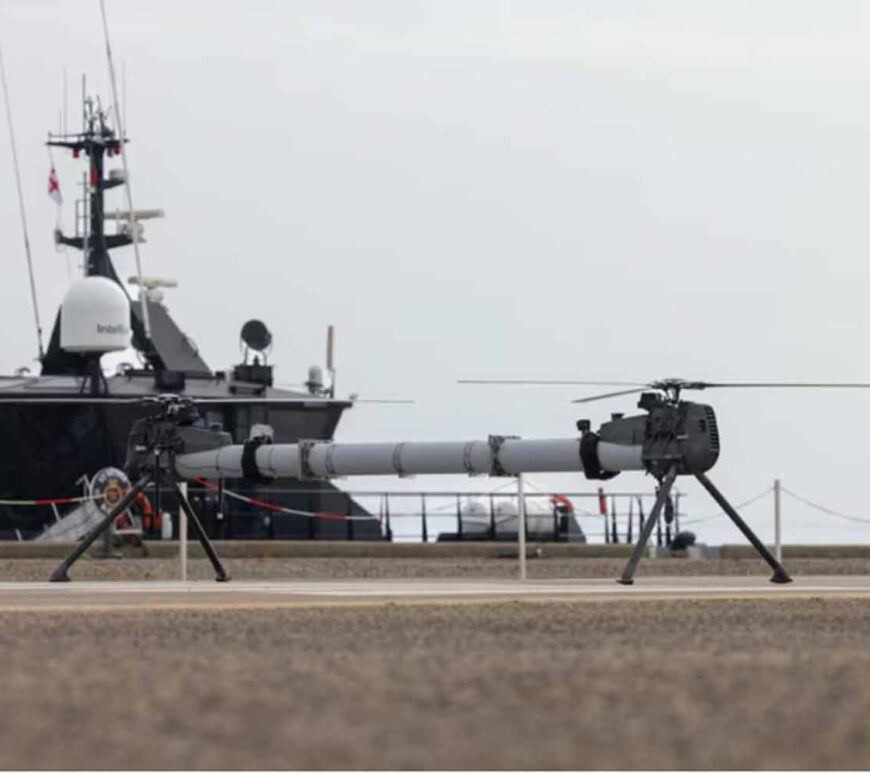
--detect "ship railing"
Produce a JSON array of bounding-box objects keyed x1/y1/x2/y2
[
  {"x1": 1, "y1": 485, "x2": 685, "y2": 546},
  {"x1": 164, "y1": 485, "x2": 686, "y2": 546}
]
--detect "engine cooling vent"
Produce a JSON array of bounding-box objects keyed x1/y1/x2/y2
[{"x1": 704, "y1": 405, "x2": 720, "y2": 452}]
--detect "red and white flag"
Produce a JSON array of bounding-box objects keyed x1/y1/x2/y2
[{"x1": 48, "y1": 166, "x2": 62, "y2": 204}]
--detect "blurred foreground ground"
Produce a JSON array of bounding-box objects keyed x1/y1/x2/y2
[{"x1": 0, "y1": 595, "x2": 869, "y2": 769}]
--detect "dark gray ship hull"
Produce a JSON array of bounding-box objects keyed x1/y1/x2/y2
[{"x1": 0, "y1": 384, "x2": 381, "y2": 541}]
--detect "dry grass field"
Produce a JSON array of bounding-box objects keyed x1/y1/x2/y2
[{"x1": 1, "y1": 596, "x2": 869, "y2": 769}]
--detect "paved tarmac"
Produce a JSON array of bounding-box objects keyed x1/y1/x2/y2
[{"x1": 2, "y1": 574, "x2": 870, "y2": 610}]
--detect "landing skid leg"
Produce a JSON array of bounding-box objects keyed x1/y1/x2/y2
[
  {"x1": 694, "y1": 472, "x2": 792, "y2": 584},
  {"x1": 49, "y1": 475, "x2": 152, "y2": 582},
  {"x1": 617, "y1": 465, "x2": 678, "y2": 585}
]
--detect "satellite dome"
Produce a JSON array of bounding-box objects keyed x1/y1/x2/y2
[
  {"x1": 306, "y1": 365, "x2": 325, "y2": 394},
  {"x1": 60, "y1": 276, "x2": 131, "y2": 353}
]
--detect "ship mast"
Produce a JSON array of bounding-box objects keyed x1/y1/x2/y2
[
  {"x1": 49, "y1": 98, "x2": 125, "y2": 277},
  {"x1": 41, "y1": 96, "x2": 160, "y2": 374}
]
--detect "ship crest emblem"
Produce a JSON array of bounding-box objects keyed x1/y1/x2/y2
[{"x1": 89, "y1": 467, "x2": 131, "y2": 516}]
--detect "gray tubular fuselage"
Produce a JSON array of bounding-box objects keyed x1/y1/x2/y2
[{"x1": 174, "y1": 437, "x2": 644, "y2": 481}]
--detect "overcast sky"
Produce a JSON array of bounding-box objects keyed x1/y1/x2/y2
[{"x1": 2, "y1": 0, "x2": 870, "y2": 544}]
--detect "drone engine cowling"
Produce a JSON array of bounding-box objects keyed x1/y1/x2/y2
[
  {"x1": 644, "y1": 398, "x2": 720, "y2": 476},
  {"x1": 591, "y1": 395, "x2": 720, "y2": 479}
]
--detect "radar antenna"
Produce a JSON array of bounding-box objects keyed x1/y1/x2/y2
[{"x1": 240, "y1": 319, "x2": 272, "y2": 364}]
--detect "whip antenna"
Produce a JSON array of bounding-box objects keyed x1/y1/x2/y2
[
  {"x1": 98, "y1": 0, "x2": 152, "y2": 340},
  {"x1": 0, "y1": 36, "x2": 45, "y2": 359},
  {"x1": 326, "y1": 325, "x2": 335, "y2": 397}
]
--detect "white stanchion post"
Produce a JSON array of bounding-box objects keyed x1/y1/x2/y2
[
  {"x1": 517, "y1": 474, "x2": 527, "y2": 581},
  {"x1": 178, "y1": 481, "x2": 188, "y2": 581},
  {"x1": 774, "y1": 478, "x2": 782, "y2": 563}
]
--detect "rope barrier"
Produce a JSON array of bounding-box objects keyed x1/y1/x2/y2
[
  {"x1": 680, "y1": 486, "x2": 773, "y2": 526},
  {"x1": 0, "y1": 493, "x2": 103, "y2": 507},
  {"x1": 193, "y1": 478, "x2": 377, "y2": 522},
  {"x1": 780, "y1": 487, "x2": 870, "y2": 525}
]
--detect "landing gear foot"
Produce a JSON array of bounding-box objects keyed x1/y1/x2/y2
[
  {"x1": 771, "y1": 567, "x2": 793, "y2": 584},
  {"x1": 49, "y1": 571, "x2": 70, "y2": 583}
]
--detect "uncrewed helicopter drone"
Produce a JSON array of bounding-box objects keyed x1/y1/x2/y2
[
  {"x1": 459, "y1": 377, "x2": 870, "y2": 584},
  {"x1": 40, "y1": 379, "x2": 870, "y2": 586}
]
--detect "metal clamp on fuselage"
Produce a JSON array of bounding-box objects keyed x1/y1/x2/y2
[
  {"x1": 488, "y1": 434, "x2": 518, "y2": 477},
  {"x1": 462, "y1": 442, "x2": 480, "y2": 475},
  {"x1": 392, "y1": 442, "x2": 413, "y2": 477},
  {"x1": 297, "y1": 440, "x2": 318, "y2": 480}
]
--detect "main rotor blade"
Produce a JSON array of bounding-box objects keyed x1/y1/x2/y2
[
  {"x1": 458, "y1": 379, "x2": 648, "y2": 387},
  {"x1": 686, "y1": 381, "x2": 870, "y2": 390},
  {"x1": 570, "y1": 388, "x2": 649, "y2": 404}
]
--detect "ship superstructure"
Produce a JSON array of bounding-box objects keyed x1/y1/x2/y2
[{"x1": 0, "y1": 96, "x2": 380, "y2": 541}]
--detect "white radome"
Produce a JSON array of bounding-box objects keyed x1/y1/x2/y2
[{"x1": 60, "y1": 276, "x2": 131, "y2": 353}]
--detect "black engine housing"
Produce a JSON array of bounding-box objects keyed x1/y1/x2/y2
[{"x1": 584, "y1": 394, "x2": 720, "y2": 479}]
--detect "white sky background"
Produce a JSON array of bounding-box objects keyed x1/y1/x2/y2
[{"x1": 2, "y1": 0, "x2": 870, "y2": 544}]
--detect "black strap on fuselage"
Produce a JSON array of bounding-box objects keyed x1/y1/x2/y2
[{"x1": 580, "y1": 432, "x2": 618, "y2": 481}]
